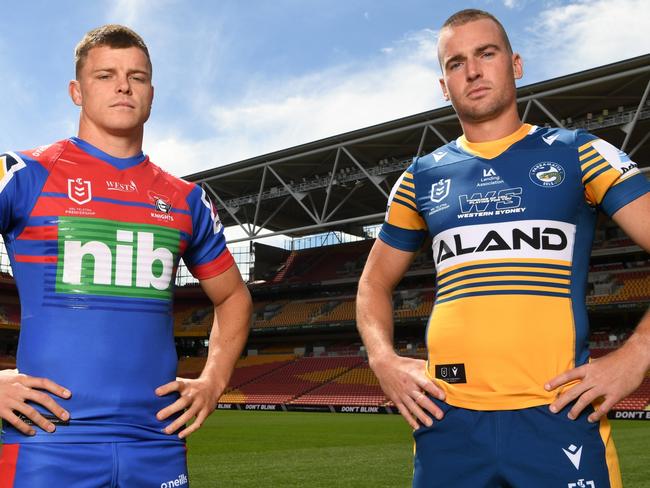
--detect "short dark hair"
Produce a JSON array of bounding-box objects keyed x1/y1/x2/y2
[
  {"x1": 75, "y1": 24, "x2": 151, "y2": 78},
  {"x1": 439, "y1": 9, "x2": 513, "y2": 64}
]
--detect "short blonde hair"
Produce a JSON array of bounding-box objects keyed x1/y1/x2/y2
[
  {"x1": 75, "y1": 24, "x2": 151, "y2": 78},
  {"x1": 438, "y1": 9, "x2": 513, "y2": 66}
]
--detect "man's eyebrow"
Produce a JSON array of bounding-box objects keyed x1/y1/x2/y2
[
  {"x1": 474, "y1": 43, "x2": 501, "y2": 54},
  {"x1": 444, "y1": 53, "x2": 465, "y2": 68}
]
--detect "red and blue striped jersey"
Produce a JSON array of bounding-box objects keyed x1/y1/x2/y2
[
  {"x1": 380, "y1": 124, "x2": 650, "y2": 410},
  {"x1": 0, "y1": 137, "x2": 234, "y2": 442}
]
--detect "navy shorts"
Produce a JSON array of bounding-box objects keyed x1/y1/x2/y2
[
  {"x1": 413, "y1": 399, "x2": 621, "y2": 488},
  {"x1": 0, "y1": 440, "x2": 188, "y2": 488}
]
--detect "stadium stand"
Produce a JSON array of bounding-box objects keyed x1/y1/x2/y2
[
  {"x1": 294, "y1": 361, "x2": 387, "y2": 406},
  {"x1": 219, "y1": 356, "x2": 365, "y2": 404}
]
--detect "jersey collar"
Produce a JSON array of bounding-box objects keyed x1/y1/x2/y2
[
  {"x1": 457, "y1": 124, "x2": 536, "y2": 160},
  {"x1": 70, "y1": 137, "x2": 147, "y2": 170}
]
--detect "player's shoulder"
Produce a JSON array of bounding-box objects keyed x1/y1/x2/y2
[
  {"x1": 3, "y1": 139, "x2": 68, "y2": 170},
  {"x1": 413, "y1": 140, "x2": 470, "y2": 173},
  {"x1": 146, "y1": 158, "x2": 197, "y2": 195},
  {"x1": 523, "y1": 125, "x2": 596, "y2": 150}
]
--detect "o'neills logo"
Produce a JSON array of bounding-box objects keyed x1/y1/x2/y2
[
  {"x1": 106, "y1": 180, "x2": 138, "y2": 193},
  {"x1": 161, "y1": 473, "x2": 188, "y2": 487}
]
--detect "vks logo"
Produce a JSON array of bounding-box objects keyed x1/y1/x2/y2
[
  {"x1": 68, "y1": 178, "x2": 92, "y2": 205},
  {"x1": 430, "y1": 178, "x2": 451, "y2": 203},
  {"x1": 458, "y1": 187, "x2": 524, "y2": 219}
]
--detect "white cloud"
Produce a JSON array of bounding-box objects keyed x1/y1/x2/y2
[
  {"x1": 503, "y1": 0, "x2": 519, "y2": 8},
  {"x1": 526, "y1": 0, "x2": 650, "y2": 76},
  {"x1": 145, "y1": 29, "x2": 446, "y2": 176}
]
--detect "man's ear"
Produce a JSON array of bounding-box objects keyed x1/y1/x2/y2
[
  {"x1": 439, "y1": 77, "x2": 450, "y2": 101},
  {"x1": 512, "y1": 53, "x2": 523, "y2": 80},
  {"x1": 69, "y1": 80, "x2": 82, "y2": 106}
]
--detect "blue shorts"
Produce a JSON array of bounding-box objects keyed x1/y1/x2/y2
[
  {"x1": 413, "y1": 399, "x2": 621, "y2": 488},
  {"x1": 0, "y1": 440, "x2": 188, "y2": 488}
]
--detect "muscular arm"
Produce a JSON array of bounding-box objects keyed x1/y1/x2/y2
[
  {"x1": 357, "y1": 239, "x2": 444, "y2": 429},
  {"x1": 156, "y1": 264, "x2": 252, "y2": 438},
  {"x1": 547, "y1": 192, "x2": 650, "y2": 421}
]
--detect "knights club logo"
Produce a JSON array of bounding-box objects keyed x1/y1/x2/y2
[
  {"x1": 68, "y1": 178, "x2": 92, "y2": 205},
  {"x1": 430, "y1": 178, "x2": 451, "y2": 203}
]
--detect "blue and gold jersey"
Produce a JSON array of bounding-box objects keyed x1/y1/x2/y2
[{"x1": 380, "y1": 124, "x2": 650, "y2": 410}]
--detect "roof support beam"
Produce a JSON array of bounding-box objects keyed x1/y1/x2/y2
[
  {"x1": 268, "y1": 166, "x2": 320, "y2": 224},
  {"x1": 325, "y1": 184, "x2": 361, "y2": 222},
  {"x1": 342, "y1": 147, "x2": 388, "y2": 199},
  {"x1": 203, "y1": 184, "x2": 252, "y2": 238},
  {"x1": 622, "y1": 77, "x2": 650, "y2": 151},
  {"x1": 427, "y1": 124, "x2": 449, "y2": 145},
  {"x1": 320, "y1": 147, "x2": 342, "y2": 221},
  {"x1": 532, "y1": 99, "x2": 564, "y2": 127},
  {"x1": 227, "y1": 212, "x2": 385, "y2": 244},
  {"x1": 257, "y1": 196, "x2": 292, "y2": 233},
  {"x1": 252, "y1": 165, "x2": 268, "y2": 233},
  {"x1": 521, "y1": 99, "x2": 533, "y2": 122}
]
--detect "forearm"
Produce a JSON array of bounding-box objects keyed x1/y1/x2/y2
[
  {"x1": 199, "y1": 284, "x2": 252, "y2": 391},
  {"x1": 623, "y1": 308, "x2": 650, "y2": 372},
  {"x1": 356, "y1": 278, "x2": 398, "y2": 365}
]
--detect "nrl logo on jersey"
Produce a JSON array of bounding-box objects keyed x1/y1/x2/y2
[
  {"x1": 68, "y1": 178, "x2": 92, "y2": 205},
  {"x1": 430, "y1": 178, "x2": 451, "y2": 203}
]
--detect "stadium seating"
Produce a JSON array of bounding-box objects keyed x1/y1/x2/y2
[
  {"x1": 220, "y1": 356, "x2": 364, "y2": 404},
  {"x1": 294, "y1": 362, "x2": 388, "y2": 406}
]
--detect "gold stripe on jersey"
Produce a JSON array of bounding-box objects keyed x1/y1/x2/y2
[
  {"x1": 578, "y1": 140, "x2": 594, "y2": 152},
  {"x1": 580, "y1": 154, "x2": 604, "y2": 172},
  {"x1": 436, "y1": 257, "x2": 572, "y2": 277},
  {"x1": 582, "y1": 161, "x2": 610, "y2": 183},
  {"x1": 435, "y1": 258, "x2": 572, "y2": 305},
  {"x1": 578, "y1": 148, "x2": 598, "y2": 161},
  {"x1": 584, "y1": 167, "x2": 622, "y2": 205},
  {"x1": 599, "y1": 416, "x2": 623, "y2": 488},
  {"x1": 386, "y1": 198, "x2": 426, "y2": 230}
]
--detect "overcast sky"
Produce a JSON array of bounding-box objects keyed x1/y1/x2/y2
[{"x1": 1, "y1": 0, "x2": 648, "y2": 180}]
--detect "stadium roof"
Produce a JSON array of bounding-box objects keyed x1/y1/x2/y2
[{"x1": 186, "y1": 54, "x2": 650, "y2": 242}]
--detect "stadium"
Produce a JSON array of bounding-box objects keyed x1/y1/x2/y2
[{"x1": 1, "y1": 54, "x2": 650, "y2": 486}]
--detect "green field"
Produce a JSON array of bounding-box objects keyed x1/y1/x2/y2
[{"x1": 188, "y1": 411, "x2": 650, "y2": 487}]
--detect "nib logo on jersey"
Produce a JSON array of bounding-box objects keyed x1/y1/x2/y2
[
  {"x1": 56, "y1": 217, "x2": 179, "y2": 300},
  {"x1": 458, "y1": 187, "x2": 524, "y2": 219}
]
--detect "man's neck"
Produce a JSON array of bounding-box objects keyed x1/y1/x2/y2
[
  {"x1": 77, "y1": 125, "x2": 144, "y2": 158},
  {"x1": 461, "y1": 109, "x2": 523, "y2": 143}
]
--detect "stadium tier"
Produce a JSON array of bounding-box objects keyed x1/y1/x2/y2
[
  {"x1": 294, "y1": 362, "x2": 387, "y2": 406},
  {"x1": 219, "y1": 356, "x2": 367, "y2": 404}
]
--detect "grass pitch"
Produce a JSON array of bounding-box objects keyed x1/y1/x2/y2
[{"x1": 188, "y1": 411, "x2": 650, "y2": 487}]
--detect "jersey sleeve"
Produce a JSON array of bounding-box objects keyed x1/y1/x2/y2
[
  {"x1": 182, "y1": 185, "x2": 235, "y2": 280},
  {"x1": 378, "y1": 162, "x2": 428, "y2": 252},
  {"x1": 576, "y1": 131, "x2": 650, "y2": 216},
  {"x1": 0, "y1": 152, "x2": 39, "y2": 236}
]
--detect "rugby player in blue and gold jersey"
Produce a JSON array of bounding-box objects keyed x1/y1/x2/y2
[
  {"x1": 0, "y1": 25, "x2": 252, "y2": 487},
  {"x1": 357, "y1": 9, "x2": 650, "y2": 487}
]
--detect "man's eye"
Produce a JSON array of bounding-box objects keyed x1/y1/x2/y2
[{"x1": 449, "y1": 62, "x2": 462, "y2": 70}]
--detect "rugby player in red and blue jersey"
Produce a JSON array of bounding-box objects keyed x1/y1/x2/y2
[
  {"x1": 0, "y1": 25, "x2": 252, "y2": 487},
  {"x1": 357, "y1": 9, "x2": 650, "y2": 488}
]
